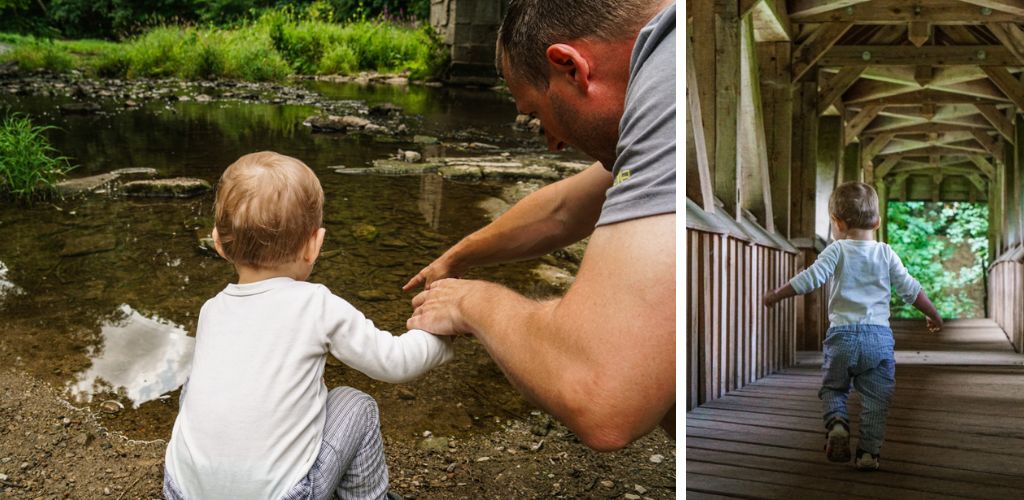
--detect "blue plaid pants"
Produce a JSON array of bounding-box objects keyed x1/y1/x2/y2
[
  {"x1": 819, "y1": 324, "x2": 896, "y2": 455},
  {"x1": 165, "y1": 386, "x2": 389, "y2": 499}
]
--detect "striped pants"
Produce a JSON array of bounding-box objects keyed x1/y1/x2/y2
[
  {"x1": 164, "y1": 386, "x2": 389, "y2": 500},
  {"x1": 819, "y1": 324, "x2": 896, "y2": 455}
]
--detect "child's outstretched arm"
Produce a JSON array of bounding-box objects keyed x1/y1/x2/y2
[
  {"x1": 912, "y1": 290, "x2": 943, "y2": 333},
  {"x1": 764, "y1": 242, "x2": 841, "y2": 308}
]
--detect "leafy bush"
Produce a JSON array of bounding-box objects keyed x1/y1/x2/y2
[
  {"x1": 0, "y1": 113, "x2": 74, "y2": 200},
  {"x1": 887, "y1": 201, "x2": 989, "y2": 319}
]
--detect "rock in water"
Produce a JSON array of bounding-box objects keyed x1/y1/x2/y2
[
  {"x1": 121, "y1": 178, "x2": 212, "y2": 198},
  {"x1": 351, "y1": 223, "x2": 379, "y2": 242}
]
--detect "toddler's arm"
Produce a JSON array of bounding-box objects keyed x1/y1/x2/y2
[
  {"x1": 764, "y1": 242, "x2": 840, "y2": 307},
  {"x1": 322, "y1": 291, "x2": 454, "y2": 383},
  {"x1": 912, "y1": 290, "x2": 943, "y2": 332}
]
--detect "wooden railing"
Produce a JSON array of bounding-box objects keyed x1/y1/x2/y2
[
  {"x1": 686, "y1": 200, "x2": 798, "y2": 410},
  {"x1": 989, "y1": 245, "x2": 1024, "y2": 352}
]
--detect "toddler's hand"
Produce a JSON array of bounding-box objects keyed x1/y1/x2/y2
[
  {"x1": 926, "y1": 316, "x2": 943, "y2": 333},
  {"x1": 762, "y1": 290, "x2": 776, "y2": 308}
]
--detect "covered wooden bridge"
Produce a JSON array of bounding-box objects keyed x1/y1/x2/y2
[{"x1": 685, "y1": 1, "x2": 1024, "y2": 497}]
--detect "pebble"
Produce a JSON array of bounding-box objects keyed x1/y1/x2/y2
[
  {"x1": 422, "y1": 431, "x2": 432, "y2": 438},
  {"x1": 103, "y1": 487, "x2": 111, "y2": 495},
  {"x1": 20, "y1": 461, "x2": 30, "y2": 470},
  {"x1": 623, "y1": 495, "x2": 641, "y2": 500},
  {"x1": 0, "y1": 473, "x2": 7, "y2": 481},
  {"x1": 475, "y1": 456, "x2": 490, "y2": 462},
  {"x1": 600, "y1": 480, "x2": 614, "y2": 489},
  {"x1": 635, "y1": 484, "x2": 648, "y2": 494},
  {"x1": 649, "y1": 454, "x2": 664, "y2": 464}
]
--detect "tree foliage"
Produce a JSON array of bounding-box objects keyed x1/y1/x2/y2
[{"x1": 886, "y1": 201, "x2": 989, "y2": 319}]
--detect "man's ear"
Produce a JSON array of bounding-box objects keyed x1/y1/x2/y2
[
  {"x1": 545, "y1": 43, "x2": 591, "y2": 93},
  {"x1": 211, "y1": 227, "x2": 228, "y2": 260}
]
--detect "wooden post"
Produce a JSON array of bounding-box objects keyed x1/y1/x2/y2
[
  {"x1": 1017, "y1": 114, "x2": 1024, "y2": 247},
  {"x1": 739, "y1": 16, "x2": 775, "y2": 231},
  {"x1": 876, "y1": 180, "x2": 889, "y2": 243},
  {"x1": 817, "y1": 116, "x2": 843, "y2": 239},
  {"x1": 759, "y1": 41, "x2": 793, "y2": 237},
  {"x1": 1006, "y1": 127, "x2": 1019, "y2": 247},
  {"x1": 842, "y1": 141, "x2": 862, "y2": 183},
  {"x1": 714, "y1": 0, "x2": 741, "y2": 218}
]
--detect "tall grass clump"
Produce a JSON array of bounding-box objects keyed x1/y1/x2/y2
[{"x1": 0, "y1": 114, "x2": 74, "y2": 200}]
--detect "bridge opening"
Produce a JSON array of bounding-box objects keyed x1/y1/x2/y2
[{"x1": 885, "y1": 201, "x2": 989, "y2": 319}]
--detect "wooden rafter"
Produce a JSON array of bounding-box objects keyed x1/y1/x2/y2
[
  {"x1": 958, "y1": 0, "x2": 1024, "y2": 17},
  {"x1": 878, "y1": 145, "x2": 980, "y2": 157},
  {"x1": 909, "y1": 21, "x2": 931, "y2": 47},
  {"x1": 981, "y1": 67, "x2": 1024, "y2": 111},
  {"x1": 819, "y1": 66, "x2": 866, "y2": 115},
  {"x1": 820, "y1": 45, "x2": 1015, "y2": 66},
  {"x1": 968, "y1": 155, "x2": 997, "y2": 178},
  {"x1": 850, "y1": 89, "x2": 1006, "y2": 107},
  {"x1": 791, "y1": 0, "x2": 1023, "y2": 24},
  {"x1": 975, "y1": 103, "x2": 1015, "y2": 142},
  {"x1": 986, "y1": 23, "x2": 1024, "y2": 65},
  {"x1": 875, "y1": 156, "x2": 901, "y2": 178},
  {"x1": 970, "y1": 128, "x2": 1005, "y2": 163},
  {"x1": 792, "y1": 22, "x2": 853, "y2": 82},
  {"x1": 788, "y1": 0, "x2": 873, "y2": 18},
  {"x1": 864, "y1": 122, "x2": 987, "y2": 135},
  {"x1": 845, "y1": 104, "x2": 884, "y2": 144},
  {"x1": 864, "y1": 133, "x2": 896, "y2": 160}
]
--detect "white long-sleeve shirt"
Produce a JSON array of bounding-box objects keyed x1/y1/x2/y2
[
  {"x1": 789, "y1": 240, "x2": 922, "y2": 327},
  {"x1": 165, "y1": 277, "x2": 453, "y2": 499}
]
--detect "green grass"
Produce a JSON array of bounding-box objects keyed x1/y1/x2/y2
[
  {"x1": 0, "y1": 114, "x2": 74, "y2": 200},
  {"x1": 0, "y1": 11, "x2": 447, "y2": 82}
]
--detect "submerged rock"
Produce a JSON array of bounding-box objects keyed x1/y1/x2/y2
[
  {"x1": 304, "y1": 114, "x2": 373, "y2": 132},
  {"x1": 369, "y1": 102, "x2": 403, "y2": 116},
  {"x1": 56, "y1": 168, "x2": 159, "y2": 196},
  {"x1": 351, "y1": 223, "x2": 379, "y2": 242},
  {"x1": 61, "y1": 233, "x2": 117, "y2": 257},
  {"x1": 121, "y1": 177, "x2": 212, "y2": 198},
  {"x1": 356, "y1": 289, "x2": 389, "y2": 301}
]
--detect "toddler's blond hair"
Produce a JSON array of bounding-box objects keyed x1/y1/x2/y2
[
  {"x1": 214, "y1": 151, "x2": 324, "y2": 268},
  {"x1": 829, "y1": 181, "x2": 880, "y2": 230}
]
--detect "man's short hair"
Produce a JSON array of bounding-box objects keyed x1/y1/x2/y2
[
  {"x1": 496, "y1": 0, "x2": 659, "y2": 88},
  {"x1": 829, "y1": 181, "x2": 881, "y2": 230},
  {"x1": 214, "y1": 151, "x2": 324, "y2": 268}
]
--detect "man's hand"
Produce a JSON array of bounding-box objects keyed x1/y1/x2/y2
[
  {"x1": 926, "y1": 316, "x2": 943, "y2": 333},
  {"x1": 408, "y1": 278, "x2": 483, "y2": 336},
  {"x1": 403, "y1": 255, "x2": 463, "y2": 292}
]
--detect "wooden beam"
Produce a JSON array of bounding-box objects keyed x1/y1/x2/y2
[
  {"x1": 759, "y1": 41, "x2": 793, "y2": 236},
  {"x1": 908, "y1": 21, "x2": 931, "y2": 47},
  {"x1": 850, "y1": 89, "x2": 1005, "y2": 107},
  {"x1": 845, "y1": 104, "x2": 884, "y2": 144},
  {"x1": 966, "y1": 172, "x2": 987, "y2": 192},
  {"x1": 981, "y1": 67, "x2": 1024, "y2": 112},
  {"x1": 864, "y1": 133, "x2": 896, "y2": 160},
  {"x1": 914, "y1": 65, "x2": 934, "y2": 87},
  {"x1": 864, "y1": 122, "x2": 987, "y2": 135},
  {"x1": 933, "y1": 173, "x2": 943, "y2": 202},
  {"x1": 875, "y1": 156, "x2": 901, "y2": 179},
  {"x1": 791, "y1": 0, "x2": 1024, "y2": 24},
  {"x1": 738, "y1": 16, "x2": 775, "y2": 231},
  {"x1": 714, "y1": 0, "x2": 740, "y2": 217},
  {"x1": 818, "y1": 66, "x2": 866, "y2": 115},
  {"x1": 986, "y1": 23, "x2": 1024, "y2": 65},
  {"x1": 687, "y1": 38, "x2": 717, "y2": 211},
  {"x1": 958, "y1": 0, "x2": 1024, "y2": 17},
  {"x1": 844, "y1": 80, "x2": 920, "y2": 104},
  {"x1": 842, "y1": 141, "x2": 861, "y2": 183},
  {"x1": 878, "y1": 145, "x2": 981, "y2": 157},
  {"x1": 789, "y1": 0, "x2": 872, "y2": 18},
  {"x1": 791, "y1": 82, "x2": 820, "y2": 240},
  {"x1": 969, "y1": 154, "x2": 997, "y2": 178},
  {"x1": 976, "y1": 103, "x2": 1015, "y2": 142},
  {"x1": 971, "y1": 129, "x2": 1005, "y2": 163},
  {"x1": 749, "y1": 0, "x2": 792, "y2": 42},
  {"x1": 820, "y1": 45, "x2": 1015, "y2": 67},
  {"x1": 792, "y1": 22, "x2": 853, "y2": 82}
]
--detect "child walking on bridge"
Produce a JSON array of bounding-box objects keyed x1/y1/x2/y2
[
  {"x1": 763, "y1": 181, "x2": 943, "y2": 470},
  {"x1": 164, "y1": 152, "x2": 453, "y2": 499}
]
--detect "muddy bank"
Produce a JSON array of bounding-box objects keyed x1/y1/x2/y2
[{"x1": 0, "y1": 367, "x2": 676, "y2": 498}]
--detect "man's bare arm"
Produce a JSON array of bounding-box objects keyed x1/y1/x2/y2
[
  {"x1": 408, "y1": 213, "x2": 676, "y2": 450},
  {"x1": 403, "y1": 161, "x2": 612, "y2": 291}
]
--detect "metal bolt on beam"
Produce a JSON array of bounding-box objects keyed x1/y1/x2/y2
[
  {"x1": 846, "y1": 6, "x2": 855, "y2": 15},
  {"x1": 981, "y1": 7, "x2": 993, "y2": 15},
  {"x1": 977, "y1": 50, "x2": 987, "y2": 60},
  {"x1": 862, "y1": 51, "x2": 872, "y2": 61}
]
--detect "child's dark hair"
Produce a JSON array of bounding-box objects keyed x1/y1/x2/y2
[{"x1": 828, "y1": 181, "x2": 880, "y2": 230}]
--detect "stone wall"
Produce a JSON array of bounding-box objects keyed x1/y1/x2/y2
[{"x1": 430, "y1": 0, "x2": 508, "y2": 85}]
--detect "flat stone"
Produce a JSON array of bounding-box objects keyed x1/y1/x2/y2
[
  {"x1": 366, "y1": 159, "x2": 439, "y2": 176},
  {"x1": 418, "y1": 436, "x2": 449, "y2": 453},
  {"x1": 413, "y1": 135, "x2": 439, "y2": 145},
  {"x1": 380, "y1": 238, "x2": 409, "y2": 248},
  {"x1": 439, "y1": 165, "x2": 483, "y2": 181},
  {"x1": 304, "y1": 114, "x2": 372, "y2": 132},
  {"x1": 402, "y1": 150, "x2": 422, "y2": 163},
  {"x1": 121, "y1": 177, "x2": 212, "y2": 198},
  {"x1": 356, "y1": 289, "x2": 388, "y2": 301},
  {"x1": 55, "y1": 168, "x2": 158, "y2": 196},
  {"x1": 351, "y1": 223, "x2": 379, "y2": 242},
  {"x1": 478, "y1": 197, "x2": 510, "y2": 221},
  {"x1": 61, "y1": 233, "x2": 117, "y2": 257},
  {"x1": 531, "y1": 264, "x2": 575, "y2": 289}
]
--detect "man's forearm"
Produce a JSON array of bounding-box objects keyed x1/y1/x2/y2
[{"x1": 443, "y1": 162, "x2": 611, "y2": 271}]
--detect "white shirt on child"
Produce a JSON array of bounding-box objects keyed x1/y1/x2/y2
[
  {"x1": 164, "y1": 277, "x2": 454, "y2": 499},
  {"x1": 789, "y1": 240, "x2": 922, "y2": 327}
]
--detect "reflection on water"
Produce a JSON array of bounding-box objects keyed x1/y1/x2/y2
[
  {"x1": 68, "y1": 304, "x2": 195, "y2": 408},
  {"x1": 418, "y1": 174, "x2": 444, "y2": 229},
  {"x1": 0, "y1": 261, "x2": 24, "y2": 302}
]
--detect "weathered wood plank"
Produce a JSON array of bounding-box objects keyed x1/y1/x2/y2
[
  {"x1": 792, "y1": 22, "x2": 853, "y2": 82},
  {"x1": 821, "y1": 45, "x2": 1016, "y2": 67},
  {"x1": 975, "y1": 103, "x2": 1015, "y2": 143},
  {"x1": 792, "y1": 0, "x2": 1024, "y2": 23}
]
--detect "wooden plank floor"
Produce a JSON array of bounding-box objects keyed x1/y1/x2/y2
[{"x1": 687, "y1": 319, "x2": 1024, "y2": 499}]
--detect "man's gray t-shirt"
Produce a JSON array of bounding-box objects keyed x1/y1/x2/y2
[{"x1": 596, "y1": 3, "x2": 676, "y2": 227}]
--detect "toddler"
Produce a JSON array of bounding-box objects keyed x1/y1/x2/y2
[
  {"x1": 164, "y1": 151, "x2": 453, "y2": 499},
  {"x1": 764, "y1": 181, "x2": 942, "y2": 470}
]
